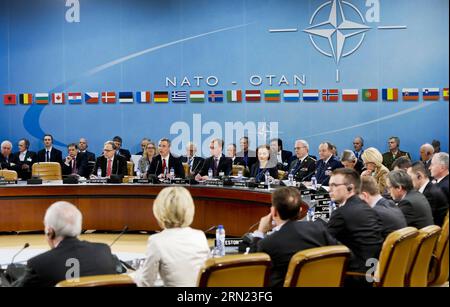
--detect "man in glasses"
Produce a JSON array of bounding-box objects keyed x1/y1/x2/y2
[
  {"x1": 285, "y1": 140, "x2": 316, "y2": 182},
  {"x1": 195, "y1": 138, "x2": 232, "y2": 181},
  {"x1": 90, "y1": 141, "x2": 127, "y2": 178}
]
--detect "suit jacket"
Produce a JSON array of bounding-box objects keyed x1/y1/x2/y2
[
  {"x1": 397, "y1": 190, "x2": 434, "y2": 229},
  {"x1": 147, "y1": 154, "x2": 185, "y2": 178},
  {"x1": 198, "y1": 155, "x2": 232, "y2": 177},
  {"x1": 80, "y1": 150, "x2": 96, "y2": 162},
  {"x1": 435, "y1": 175, "x2": 449, "y2": 204},
  {"x1": 231, "y1": 156, "x2": 246, "y2": 166},
  {"x1": 353, "y1": 149, "x2": 364, "y2": 162},
  {"x1": 327, "y1": 195, "x2": 383, "y2": 272},
  {"x1": 249, "y1": 162, "x2": 278, "y2": 182},
  {"x1": 37, "y1": 148, "x2": 63, "y2": 164},
  {"x1": 11, "y1": 151, "x2": 37, "y2": 180},
  {"x1": 236, "y1": 150, "x2": 257, "y2": 170},
  {"x1": 91, "y1": 155, "x2": 128, "y2": 177},
  {"x1": 423, "y1": 181, "x2": 449, "y2": 227},
  {"x1": 116, "y1": 148, "x2": 131, "y2": 161},
  {"x1": 315, "y1": 156, "x2": 344, "y2": 186},
  {"x1": 0, "y1": 154, "x2": 15, "y2": 170},
  {"x1": 373, "y1": 197, "x2": 407, "y2": 238},
  {"x1": 180, "y1": 156, "x2": 205, "y2": 176},
  {"x1": 62, "y1": 152, "x2": 89, "y2": 178},
  {"x1": 13, "y1": 237, "x2": 117, "y2": 287},
  {"x1": 251, "y1": 220, "x2": 338, "y2": 287},
  {"x1": 287, "y1": 156, "x2": 316, "y2": 182},
  {"x1": 382, "y1": 150, "x2": 411, "y2": 171}
]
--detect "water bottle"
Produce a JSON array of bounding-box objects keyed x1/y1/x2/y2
[
  {"x1": 215, "y1": 225, "x2": 226, "y2": 257},
  {"x1": 97, "y1": 167, "x2": 102, "y2": 178},
  {"x1": 311, "y1": 175, "x2": 317, "y2": 189},
  {"x1": 288, "y1": 173, "x2": 294, "y2": 185},
  {"x1": 169, "y1": 167, "x2": 175, "y2": 179},
  {"x1": 237, "y1": 170, "x2": 243, "y2": 179},
  {"x1": 329, "y1": 200, "x2": 336, "y2": 214},
  {"x1": 264, "y1": 171, "x2": 270, "y2": 188},
  {"x1": 208, "y1": 168, "x2": 213, "y2": 179},
  {"x1": 307, "y1": 207, "x2": 315, "y2": 221}
]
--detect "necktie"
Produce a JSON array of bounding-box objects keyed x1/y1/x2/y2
[
  {"x1": 214, "y1": 157, "x2": 219, "y2": 176},
  {"x1": 107, "y1": 159, "x2": 112, "y2": 177},
  {"x1": 162, "y1": 158, "x2": 167, "y2": 175},
  {"x1": 72, "y1": 159, "x2": 77, "y2": 174},
  {"x1": 46, "y1": 151, "x2": 50, "y2": 162},
  {"x1": 291, "y1": 159, "x2": 302, "y2": 175}
]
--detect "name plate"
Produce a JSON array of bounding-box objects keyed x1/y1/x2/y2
[
  {"x1": 170, "y1": 179, "x2": 190, "y2": 185},
  {"x1": 314, "y1": 199, "x2": 332, "y2": 221},
  {"x1": 132, "y1": 179, "x2": 150, "y2": 184},
  {"x1": 257, "y1": 183, "x2": 269, "y2": 189},
  {"x1": 87, "y1": 179, "x2": 108, "y2": 184},
  {"x1": 214, "y1": 238, "x2": 243, "y2": 247},
  {"x1": 204, "y1": 180, "x2": 223, "y2": 186},
  {"x1": 300, "y1": 189, "x2": 312, "y2": 196},
  {"x1": 233, "y1": 181, "x2": 247, "y2": 188},
  {"x1": 0, "y1": 179, "x2": 17, "y2": 185},
  {"x1": 311, "y1": 193, "x2": 330, "y2": 201}
]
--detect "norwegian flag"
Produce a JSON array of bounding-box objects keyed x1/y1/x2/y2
[
  {"x1": 102, "y1": 92, "x2": 116, "y2": 103},
  {"x1": 322, "y1": 89, "x2": 339, "y2": 102}
]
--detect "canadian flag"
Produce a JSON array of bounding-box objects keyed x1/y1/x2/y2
[{"x1": 52, "y1": 93, "x2": 65, "y2": 104}]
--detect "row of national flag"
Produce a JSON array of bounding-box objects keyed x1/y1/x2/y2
[{"x1": 3, "y1": 88, "x2": 449, "y2": 105}]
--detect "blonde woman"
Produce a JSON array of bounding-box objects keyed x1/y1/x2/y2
[
  {"x1": 361, "y1": 147, "x2": 390, "y2": 195},
  {"x1": 131, "y1": 187, "x2": 209, "y2": 287},
  {"x1": 137, "y1": 141, "x2": 156, "y2": 178}
]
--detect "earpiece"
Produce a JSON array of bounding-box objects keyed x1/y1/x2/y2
[{"x1": 347, "y1": 184, "x2": 353, "y2": 192}]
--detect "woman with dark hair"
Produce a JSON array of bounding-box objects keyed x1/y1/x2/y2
[{"x1": 249, "y1": 145, "x2": 278, "y2": 182}]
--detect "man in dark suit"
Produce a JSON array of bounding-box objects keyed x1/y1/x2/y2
[
  {"x1": 113, "y1": 136, "x2": 131, "y2": 162},
  {"x1": 62, "y1": 143, "x2": 89, "y2": 178},
  {"x1": 11, "y1": 138, "x2": 37, "y2": 180},
  {"x1": 360, "y1": 176, "x2": 407, "y2": 238},
  {"x1": 250, "y1": 187, "x2": 337, "y2": 287},
  {"x1": 180, "y1": 142, "x2": 204, "y2": 176},
  {"x1": 147, "y1": 138, "x2": 185, "y2": 179},
  {"x1": 327, "y1": 168, "x2": 383, "y2": 275},
  {"x1": 236, "y1": 136, "x2": 257, "y2": 170},
  {"x1": 13, "y1": 201, "x2": 117, "y2": 287},
  {"x1": 78, "y1": 138, "x2": 96, "y2": 162},
  {"x1": 387, "y1": 170, "x2": 434, "y2": 228},
  {"x1": 196, "y1": 138, "x2": 232, "y2": 180},
  {"x1": 429, "y1": 152, "x2": 449, "y2": 203},
  {"x1": 226, "y1": 143, "x2": 245, "y2": 166},
  {"x1": 382, "y1": 136, "x2": 411, "y2": 171},
  {"x1": 419, "y1": 143, "x2": 434, "y2": 178},
  {"x1": 37, "y1": 134, "x2": 63, "y2": 164},
  {"x1": 270, "y1": 138, "x2": 293, "y2": 171},
  {"x1": 90, "y1": 141, "x2": 127, "y2": 178},
  {"x1": 352, "y1": 136, "x2": 365, "y2": 162},
  {"x1": 135, "y1": 137, "x2": 150, "y2": 155},
  {"x1": 408, "y1": 162, "x2": 448, "y2": 226},
  {"x1": 1, "y1": 140, "x2": 15, "y2": 170},
  {"x1": 286, "y1": 139, "x2": 316, "y2": 182},
  {"x1": 315, "y1": 142, "x2": 343, "y2": 186}
]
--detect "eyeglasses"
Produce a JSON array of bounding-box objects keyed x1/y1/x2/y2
[
  {"x1": 329, "y1": 183, "x2": 347, "y2": 188},
  {"x1": 147, "y1": 147, "x2": 155, "y2": 150},
  {"x1": 103, "y1": 149, "x2": 114, "y2": 152},
  {"x1": 294, "y1": 146, "x2": 306, "y2": 150}
]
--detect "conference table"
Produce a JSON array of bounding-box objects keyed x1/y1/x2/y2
[{"x1": 0, "y1": 182, "x2": 309, "y2": 236}]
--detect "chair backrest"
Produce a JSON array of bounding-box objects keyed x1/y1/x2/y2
[
  {"x1": 406, "y1": 225, "x2": 441, "y2": 287},
  {"x1": 32, "y1": 162, "x2": 62, "y2": 180},
  {"x1": 126, "y1": 161, "x2": 134, "y2": 176},
  {"x1": 277, "y1": 170, "x2": 286, "y2": 180},
  {"x1": 0, "y1": 169, "x2": 18, "y2": 180},
  {"x1": 375, "y1": 227, "x2": 418, "y2": 287},
  {"x1": 232, "y1": 165, "x2": 245, "y2": 176},
  {"x1": 55, "y1": 274, "x2": 136, "y2": 287},
  {"x1": 197, "y1": 253, "x2": 271, "y2": 287},
  {"x1": 283, "y1": 245, "x2": 351, "y2": 287},
  {"x1": 182, "y1": 162, "x2": 190, "y2": 176},
  {"x1": 429, "y1": 214, "x2": 449, "y2": 286}
]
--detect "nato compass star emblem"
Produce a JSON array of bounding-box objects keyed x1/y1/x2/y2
[{"x1": 269, "y1": 0, "x2": 407, "y2": 82}]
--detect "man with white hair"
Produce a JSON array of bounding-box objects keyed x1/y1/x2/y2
[
  {"x1": 14, "y1": 201, "x2": 117, "y2": 287},
  {"x1": 285, "y1": 140, "x2": 316, "y2": 182},
  {"x1": 429, "y1": 152, "x2": 449, "y2": 203},
  {"x1": 0, "y1": 140, "x2": 15, "y2": 170},
  {"x1": 419, "y1": 143, "x2": 434, "y2": 177}
]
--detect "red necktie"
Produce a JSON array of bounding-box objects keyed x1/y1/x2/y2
[
  {"x1": 162, "y1": 158, "x2": 167, "y2": 175},
  {"x1": 107, "y1": 159, "x2": 112, "y2": 177}
]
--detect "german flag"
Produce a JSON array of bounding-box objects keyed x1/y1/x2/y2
[{"x1": 154, "y1": 91, "x2": 169, "y2": 103}]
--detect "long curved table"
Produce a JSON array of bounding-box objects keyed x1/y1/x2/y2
[{"x1": 0, "y1": 183, "x2": 308, "y2": 236}]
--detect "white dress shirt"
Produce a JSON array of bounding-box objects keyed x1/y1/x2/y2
[{"x1": 131, "y1": 227, "x2": 209, "y2": 287}]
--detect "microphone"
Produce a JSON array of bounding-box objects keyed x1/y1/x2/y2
[
  {"x1": 110, "y1": 226, "x2": 128, "y2": 247},
  {"x1": 191, "y1": 158, "x2": 203, "y2": 175},
  {"x1": 11, "y1": 243, "x2": 30, "y2": 265},
  {"x1": 203, "y1": 225, "x2": 218, "y2": 233}
]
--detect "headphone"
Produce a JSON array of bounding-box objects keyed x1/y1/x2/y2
[{"x1": 346, "y1": 184, "x2": 353, "y2": 192}]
